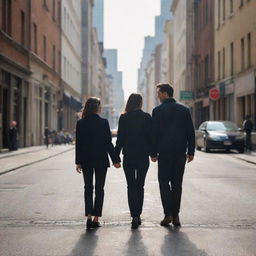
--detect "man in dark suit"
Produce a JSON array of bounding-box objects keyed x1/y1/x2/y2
[{"x1": 151, "y1": 83, "x2": 195, "y2": 226}]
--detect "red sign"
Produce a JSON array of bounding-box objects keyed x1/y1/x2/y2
[{"x1": 209, "y1": 88, "x2": 220, "y2": 100}]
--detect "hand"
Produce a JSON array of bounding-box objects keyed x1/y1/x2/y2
[
  {"x1": 151, "y1": 156, "x2": 158, "y2": 162},
  {"x1": 186, "y1": 155, "x2": 194, "y2": 163},
  {"x1": 76, "y1": 164, "x2": 82, "y2": 174},
  {"x1": 113, "y1": 163, "x2": 121, "y2": 168}
]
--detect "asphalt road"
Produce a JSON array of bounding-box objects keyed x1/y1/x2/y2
[{"x1": 0, "y1": 148, "x2": 256, "y2": 256}]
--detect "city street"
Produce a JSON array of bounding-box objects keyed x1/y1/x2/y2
[{"x1": 0, "y1": 147, "x2": 256, "y2": 256}]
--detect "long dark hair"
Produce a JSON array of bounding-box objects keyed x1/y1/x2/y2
[
  {"x1": 125, "y1": 93, "x2": 143, "y2": 113},
  {"x1": 82, "y1": 97, "x2": 101, "y2": 118}
]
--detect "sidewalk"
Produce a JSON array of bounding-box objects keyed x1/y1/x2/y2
[
  {"x1": 0, "y1": 145, "x2": 74, "y2": 176},
  {"x1": 232, "y1": 151, "x2": 256, "y2": 165}
]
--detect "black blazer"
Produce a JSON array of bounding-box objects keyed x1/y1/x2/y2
[
  {"x1": 75, "y1": 114, "x2": 120, "y2": 169},
  {"x1": 115, "y1": 109, "x2": 152, "y2": 159},
  {"x1": 151, "y1": 98, "x2": 195, "y2": 157}
]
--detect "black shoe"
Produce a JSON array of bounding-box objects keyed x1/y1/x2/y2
[
  {"x1": 86, "y1": 218, "x2": 93, "y2": 230},
  {"x1": 131, "y1": 217, "x2": 139, "y2": 230},
  {"x1": 92, "y1": 221, "x2": 101, "y2": 228},
  {"x1": 138, "y1": 217, "x2": 142, "y2": 226},
  {"x1": 160, "y1": 216, "x2": 173, "y2": 226},
  {"x1": 172, "y1": 216, "x2": 181, "y2": 226}
]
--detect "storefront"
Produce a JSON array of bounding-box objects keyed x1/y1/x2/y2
[
  {"x1": 235, "y1": 70, "x2": 256, "y2": 127},
  {"x1": 0, "y1": 64, "x2": 30, "y2": 150}
]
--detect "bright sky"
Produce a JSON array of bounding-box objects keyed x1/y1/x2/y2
[{"x1": 104, "y1": 0, "x2": 160, "y2": 100}]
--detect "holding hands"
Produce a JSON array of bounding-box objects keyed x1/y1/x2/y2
[{"x1": 113, "y1": 163, "x2": 121, "y2": 168}]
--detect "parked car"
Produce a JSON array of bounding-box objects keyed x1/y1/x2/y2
[{"x1": 196, "y1": 121, "x2": 245, "y2": 153}]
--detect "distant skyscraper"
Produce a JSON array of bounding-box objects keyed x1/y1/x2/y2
[
  {"x1": 155, "y1": 0, "x2": 172, "y2": 44},
  {"x1": 104, "y1": 49, "x2": 124, "y2": 126},
  {"x1": 93, "y1": 0, "x2": 104, "y2": 42}
]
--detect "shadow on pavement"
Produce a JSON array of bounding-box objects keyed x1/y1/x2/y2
[
  {"x1": 161, "y1": 226, "x2": 208, "y2": 256},
  {"x1": 125, "y1": 230, "x2": 149, "y2": 256},
  {"x1": 70, "y1": 229, "x2": 99, "y2": 256}
]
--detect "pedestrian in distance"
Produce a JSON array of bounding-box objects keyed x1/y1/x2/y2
[
  {"x1": 243, "y1": 115, "x2": 254, "y2": 152},
  {"x1": 115, "y1": 93, "x2": 152, "y2": 230},
  {"x1": 75, "y1": 97, "x2": 121, "y2": 230},
  {"x1": 44, "y1": 127, "x2": 50, "y2": 149},
  {"x1": 8, "y1": 121, "x2": 18, "y2": 151},
  {"x1": 151, "y1": 83, "x2": 195, "y2": 227}
]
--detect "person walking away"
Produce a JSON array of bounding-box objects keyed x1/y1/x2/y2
[
  {"x1": 8, "y1": 121, "x2": 18, "y2": 151},
  {"x1": 243, "y1": 115, "x2": 253, "y2": 152},
  {"x1": 75, "y1": 97, "x2": 121, "y2": 230},
  {"x1": 151, "y1": 83, "x2": 195, "y2": 227},
  {"x1": 115, "y1": 93, "x2": 152, "y2": 229},
  {"x1": 44, "y1": 127, "x2": 50, "y2": 149}
]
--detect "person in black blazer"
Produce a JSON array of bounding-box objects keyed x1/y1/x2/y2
[
  {"x1": 75, "y1": 97, "x2": 121, "y2": 230},
  {"x1": 151, "y1": 84, "x2": 195, "y2": 227},
  {"x1": 115, "y1": 93, "x2": 152, "y2": 229}
]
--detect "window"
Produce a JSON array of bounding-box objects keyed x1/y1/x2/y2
[
  {"x1": 223, "y1": 48, "x2": 225, "y2": 78},
  {"x1": 241, "y1": 38, "x2": 245, "y2": 71},
  {"x1": 230, "y1": 0, "x2": 233, "y2": 14},
  {"x1": 43, "y1": 0, "x2": 50, "y2": 11},
  {"x1": 218, "y1": 51, "x2": 221, "y2": 80},
  {"x1": 223, "y1": 0, "x2": 226, "y2": 22},
  {"x1": 52, "y1": 0, "x2": 56, "y2": 20},
  {"x1": 2, "y1": 0, "x2": 12, "y2": 35},
  {"x1": 230, "y1": 42, "x2": 234, "y2": 76},
  {"x1": 52, "y1": 45, "x2": 56, "y2": 70},
  {"x1": 58, "y1": 1, "x2": 61, "y2": 24},
  {"x1": 247, "y1": 33, "x2": 251, "y2": 68},
  {"x1": 33, "y1": 23, "x2": 38, "y2": 54},
  {"x1": 218, "y1": 0, "x2": 221, "y2": 27},
  {"x1": 43, "y1": 36, "x2": 47, "y2": 61},
  {"x1": 205, "y1": 55, "x2": 209, "y2": 86},
  {"x1": 21, "y1": 11, "x2": 25, "y2": 45}
]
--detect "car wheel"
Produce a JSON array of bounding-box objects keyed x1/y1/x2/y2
[
  {"x1": 204, "y1": 140, "x2": 210, "y2": 153},
  {"x1": 239, "y1": 148, "x2": 244, "y2": 153}
]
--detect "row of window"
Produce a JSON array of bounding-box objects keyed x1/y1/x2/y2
[
  {"x1": 32, "y1": 23, "x2": 60, "y2": 72},
  {"x1": 217, "y1": 33, "x2": 251, "y2": 80},
  {"x1": 217, "y1": 0, "x2": 251, "y2": 27},
  {"x1": 62, "y1": 6, "x2": 81, "y2": 51}
]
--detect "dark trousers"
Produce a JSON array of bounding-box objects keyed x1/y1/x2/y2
[
  {"x1": 158, "y1": 154, "x2": 186, "y2": 217},
  {"x1": 123, "y1": 155, "x2": 149, "y2": 218},
  {"x1": 82, "y1": 167, "x2": 107, "y2": 217},
  {"x1": 245, "y1": 132, "x2": 252, "y2": 151}
]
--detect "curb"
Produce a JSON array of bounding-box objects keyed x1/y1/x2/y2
[
  {"x1": 0, "y1": 147, "x2": 75, "y2": 176},
  {"x1": 233, "y1": 156, "x2": 256, "y2": 165},
  {"x1": 0, "y1": 148, "x2": 45, "y2": 160}
]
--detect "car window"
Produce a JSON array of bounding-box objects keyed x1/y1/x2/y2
[
  {"x1": 199, "y1": 123, "x2": 206, "y2": 130},
  {"x1": 207, "y1": 122, "x2": 238, "y2": 131}
]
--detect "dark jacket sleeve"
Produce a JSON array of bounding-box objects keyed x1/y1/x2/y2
[
  {"x1": 75, "y1": 121, "x2": 82, "y2": 165},
  {"x1": 145, "y1": 114, "x2": 153, "y2": 155},
  {"x1": 151, "y1": 108, "x2": 159, "y2": 157},
  {"x1": 115, "y1": 114, "x2": 125, "y2": 157},
  {"x1": 186, "y1": 109, "x2": 195, "y2": 156},
  {"x1": 104, "y1": 119, "x2": 121, "y2": 164}
]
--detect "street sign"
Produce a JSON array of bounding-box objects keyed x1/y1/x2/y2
[
  {"x1": 180, "y1": 91, "x2": 194, "y2": 101},
  {"x1": 209, "y1": 88, "x2": 220, "y2": 100}
]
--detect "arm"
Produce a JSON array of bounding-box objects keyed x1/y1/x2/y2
[
  {"x1": 186, "y1": 109, "x2": 195, "y2": 157},
  {"x1": 104, "y1": 120, "x2": 121, "y2": 164},
  {"x1": 151, "y1": 108, "x2": 159, "y2": 158},
  {"x1": 75, "y1": 121, "x2": 82, "y2": 165},
  {"x1": 115, "y1": 115, "x2": 125, "y2": 158}
]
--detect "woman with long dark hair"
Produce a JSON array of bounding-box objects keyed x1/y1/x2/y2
[
  {"x1": 115, "y1": 93, "x2": 152, "y2": 229},
  {"x1": 76, "y1": 97, "x2": 121, "y2": 230}
]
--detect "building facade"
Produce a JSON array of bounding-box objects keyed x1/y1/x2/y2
[
  {"x1": 171, "y1": 0, "x2": 195, "y2": 105},
  {"x1": 0, "y1": 0, "x2": 31, "y2": 149},
  {"x1": 193, "y1": 0, "x2": 215, "y2": 128},
  {"x1": 60, "y1": 0, "x2": 82, "y2": 133},
  {"x1": 214, "y1": 0, "x2": 256, "y2": 127}
]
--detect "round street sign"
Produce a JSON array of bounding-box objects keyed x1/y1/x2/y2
[{"x1": 209, "y1": 88, "x2": 220, "y2": 100}]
